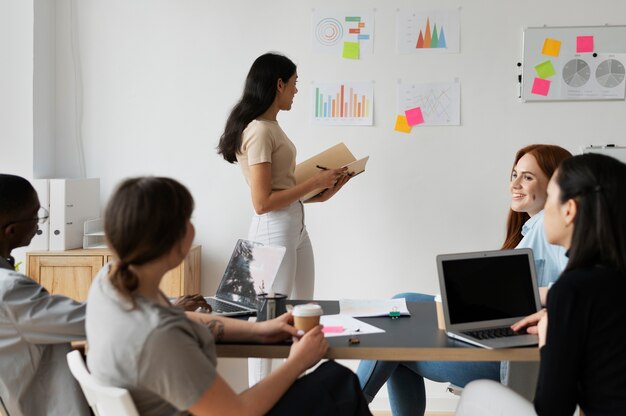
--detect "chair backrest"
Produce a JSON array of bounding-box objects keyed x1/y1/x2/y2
[{"x1": 66, "y1": 350, "x2": 139, "y2": 416}]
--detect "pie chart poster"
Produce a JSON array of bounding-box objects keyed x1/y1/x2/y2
[{"x1": 522, "y1": 26, "x2": 626, "y2": 101}]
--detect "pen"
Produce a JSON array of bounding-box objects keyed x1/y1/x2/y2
[{"x1": 316, "y1": 165, "x2": 329, "y2": 170}]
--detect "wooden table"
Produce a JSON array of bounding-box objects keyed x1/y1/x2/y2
[{"x1": 216, "y1": 301, "x2": 540, "y2": 362}]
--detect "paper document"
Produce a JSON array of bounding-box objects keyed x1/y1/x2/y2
[
  {"x1": 320, "y1": 314, "x2": 385, "y2": 337},
  {"x1": 339, "y1": 299, "x2": 411, "y2": 317},
  {"x1": 295, "y1": 143, "x2": 369, "y2": 201}
]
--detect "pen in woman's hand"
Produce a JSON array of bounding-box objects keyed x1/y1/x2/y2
[{"x1": 316, "y1": 165, "x2": 329, "y2": 170}]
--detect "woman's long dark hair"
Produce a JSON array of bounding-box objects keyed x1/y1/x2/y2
[
  {"x1": 217, "y1": 53, "x2": 297, "y2": 163},
  {"x1": 557, "y1": 153, "x2": 626, "y2": 276},
  {"x1": 501, "y1": 144, "x2": 572, "y2": 249},
  {"x1": 104, "y1": 177, "x2": 194, "y2": 305}
]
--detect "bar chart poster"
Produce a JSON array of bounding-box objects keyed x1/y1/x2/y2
[
  {"x1": 397, "y1": 81, "x2": 460, "y2": 126},
  {"x1": 312, "y1": 9, "x2": 374, "y2": 59},
  {"x1": 312, "y1": 81, "x2": 374, "y2": 126},
  {"x1": 397, "y1": 10, "x2": 460, "y2": 54}
]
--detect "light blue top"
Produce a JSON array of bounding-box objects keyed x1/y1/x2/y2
[{"x1": 516, "y1": 210, "x2": 568, "y2": 287}]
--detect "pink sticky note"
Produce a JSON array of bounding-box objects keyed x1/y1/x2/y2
[
  {"x1": 531, "y1": 77, "x2": 551, "y2": 96},
  {"x1": 404, "y1": 107, "x2": 424, "y2": 126},
  {"x1": 577, "y1": 36, "x2": 594, "y2": 53},
  {"x1": 322, "y1": 326, "x2": 345, "y2": 334}
]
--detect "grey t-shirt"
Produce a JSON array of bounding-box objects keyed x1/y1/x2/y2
[{"x1": 86, "y1": 265, "x2": 217, "y2": 416}]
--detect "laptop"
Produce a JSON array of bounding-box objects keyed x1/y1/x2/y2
[
  {"x1": 204, "y1": 239, "x2": 286, "y2": 316},
  {"x1": 437, "y1": 248, "x2": 541, "y2": 349}
]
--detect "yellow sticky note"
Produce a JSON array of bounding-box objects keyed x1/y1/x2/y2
[
  {"x1": 542, "y1": 38, "x2": 561, "y2": 57},
  {"x1": 342, "y1": 42, "x2": 360, "y2": 60},
  {"x1": 394, "y1": 115, "x2": 412, "y2": 133}
]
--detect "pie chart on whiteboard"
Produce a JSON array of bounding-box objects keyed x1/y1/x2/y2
[
  {"x1": 562, "y1": 59, "x2": 590, "y2": 87},
  {"x1": 595, "y1": 59, "x2": 626, "y2": 88}
]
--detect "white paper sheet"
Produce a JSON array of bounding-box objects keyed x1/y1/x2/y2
[
  {"x1": 339, "y1": 299, "x2": 411, "y2": 317},
  {"x1": 320, "y1": 314, "x2": 385, "y2": 337}
]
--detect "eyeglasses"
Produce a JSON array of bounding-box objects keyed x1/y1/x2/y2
[{"x1": 2, "y1": 207, "x2": 50, "y2": 229}]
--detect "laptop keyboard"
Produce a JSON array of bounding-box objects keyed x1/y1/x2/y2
[
  {"x1": 205, "y1": 298, "x2": 249, "y2": 313},
  {"x1": 463, "y1": 327, "x2": 526, "y2": 340}
]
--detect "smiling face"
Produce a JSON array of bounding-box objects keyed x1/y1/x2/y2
[
  {"x1": 277, "y1": 73, "x2": 298, "y2": 111},
  {"x1": 509, "y1": 153, "x2": 550, "y2": 217}
]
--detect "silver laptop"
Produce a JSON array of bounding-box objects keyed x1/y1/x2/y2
[
  {"x1": 205, "y1": 239, "x2": 286, "y2": 316},
  {"x1": 437, "y1": 248, "x2": 541, "y2": 349}
]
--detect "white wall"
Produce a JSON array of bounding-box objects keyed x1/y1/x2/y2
[
  {"x1": 53, "y1": 0, "x2": 626, "y2": 297},
  {"x1": 29, "y1": 0, "x2": 626, "y2": 411},
  {"x1": 0, "y1": 0, "x2": 33, "y2": 177}
]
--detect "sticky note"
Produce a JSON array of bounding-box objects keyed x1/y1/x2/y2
[
  {"x1": 394, "y1": 115, "x2": 412, "y2": 133},
  {"x1": 531, "y1": 77, "x2": 551, "y2": 96},
  {"x1": 322, "y1": 326, "x2": 345, "y2": 334},
  {"x1": 404, "y1": 107, "x2": 424, "y2": 126},
  {"x1": 577, "y1": 36, "x2": 594, "y2": 53},
  {"x1": 342, "y1": 42, "x2": 360, "y2": 60},
  {"x1": 534, "y1": 60, "x2": 556, "y2": 79},
  {"x1": 542, "y1": 38, "x2": 561, "y2": 57}
]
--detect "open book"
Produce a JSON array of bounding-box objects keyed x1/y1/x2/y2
[{"x1": 295, "y1": 143, "x2": 369, "y2": 201}]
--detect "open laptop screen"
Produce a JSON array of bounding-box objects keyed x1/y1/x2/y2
[
  {"x1": 215, "y1": 240, "x2": 286, "y2": 309},
  {"x1": 441, "y1": 251, "x2": 538, "y2": 325}
]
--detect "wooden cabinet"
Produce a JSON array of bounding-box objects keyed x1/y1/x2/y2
[{"x1": 26, "y1": 245, "x2": 201, "y2": 301}]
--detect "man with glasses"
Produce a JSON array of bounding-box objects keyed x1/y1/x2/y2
[{"x1": 0, "y1": 174, "x2": 88, "y2": 416}]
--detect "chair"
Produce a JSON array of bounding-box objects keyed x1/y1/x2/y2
[{"x1": 66, "y1": 350, "x2": 139, "y2": 416}]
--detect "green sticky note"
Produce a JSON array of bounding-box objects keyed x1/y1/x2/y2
[
  {"x1": 535, "y1": 60, "x2": 556, "y2": 79},
  {"x1": 342, "y1": 42, "x2": 360, "y2": 60}
]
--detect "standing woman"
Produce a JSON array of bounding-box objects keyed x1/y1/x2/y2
[{"x1": 218, "y1": 53, "x2": 350, "y2": 384}]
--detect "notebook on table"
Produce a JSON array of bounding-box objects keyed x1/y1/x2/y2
[
  {"x1": 437, "y1": 248, "x2": 541, "y2": 349},
  {"x1": 205, "y1": 239, "x2": 286, "y2": 316}
]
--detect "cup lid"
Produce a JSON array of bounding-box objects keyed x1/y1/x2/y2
[{"x1": 292, "y1": 303, "x2": 323, "y2": 317}]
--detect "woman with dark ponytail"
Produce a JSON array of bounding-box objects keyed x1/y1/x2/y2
[
  {"x1": 86, "y1": 176, "x2": 371, "y2": 416},
  {"x1": 218, "y1": 52, "x2": 352, "y2": 384},
  {"x1": 458, "y1": 153, "x2": 626, "y2": 415}
]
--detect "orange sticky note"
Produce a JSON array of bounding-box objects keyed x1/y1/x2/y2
[
  {"x1": 542, "y1": 38, "x2": 561, "y2": 57},
  {"x1": 531, "y1": 77, "x2": 551, "y2": 96},
  {"x1": 394, "y1": 115, "x2": 412, "y2": 133}
]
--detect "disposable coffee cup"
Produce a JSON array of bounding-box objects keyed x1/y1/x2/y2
[{"x1": 292, "y1": 304, "x2": 323, "y2": 333}]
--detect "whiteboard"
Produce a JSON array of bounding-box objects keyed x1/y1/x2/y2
[
  {"x1": 582, "y1": 145, "x2": 626, "y2": 164},
  {"x1": 522, "y1": 25, "x2": 626, "y2": 101}
]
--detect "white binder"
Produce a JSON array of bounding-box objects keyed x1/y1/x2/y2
[
  {"x1": 49, "y1": 178, "x2": 100, "y2": 251},
  {"x1": 28, "y1": 179, "x2": 50, "y2": 251}
]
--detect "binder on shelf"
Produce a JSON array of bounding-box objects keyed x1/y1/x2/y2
[
  {"x1": 295, "y1": 142, "x2": 369, "y2": 201},
  {"x1": 49, "y1": 178, "x2": 100, "y2": 251},
  {"x1": 29, "y1": 179, "x2": 50, "y2": 251}
]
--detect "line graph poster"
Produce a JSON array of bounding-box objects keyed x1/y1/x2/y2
[
  {"x1": 312, "y1": 81, "x2": 374, "y2": 126},
  {"x1": 312, "y1": 9, "x2": 374, "y2": 59},
  {"x1": 397, "y1": 10, "x2": 460, "y2": 54},
  {"x1": 397, "y1": 81, "x2": 460, "y2": 126}
]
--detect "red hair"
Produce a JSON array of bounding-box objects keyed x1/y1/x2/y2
[{"x1": 501, "y1": 144, "x2": 572, "y2": 249}]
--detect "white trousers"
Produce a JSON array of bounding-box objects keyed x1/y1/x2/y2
[
  {"x1": 248, "y1": 201, "x2": 315, "y2": 386},
  {"x1": 456, "y1": 380, "x2": 536, "y2": 416}
]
